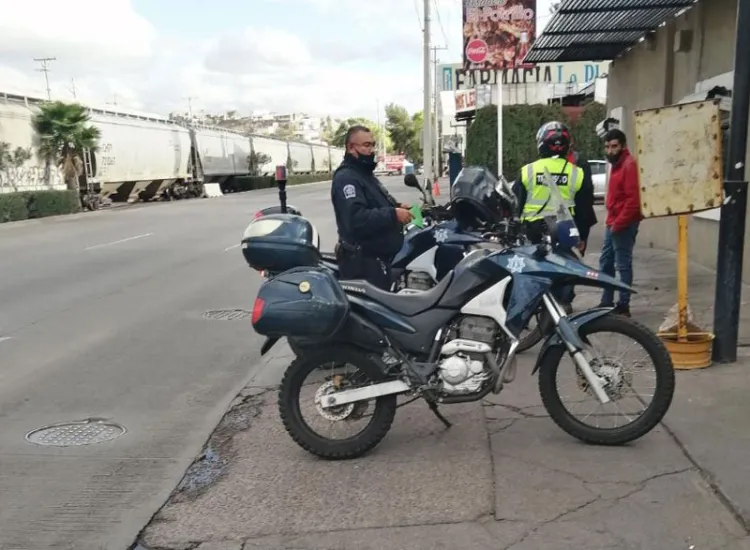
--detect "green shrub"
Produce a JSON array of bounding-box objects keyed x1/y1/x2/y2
[
  {"x1": 465, "y1": 102, "x2": 607, "y2": 181},
  {"x1": 0, "y1": 190, "x2": 80, "y2": 223},
  {"x1": 233, "y1": 173, "x2": 331, "y2": 192},
  {"x1": 0, "y1": 193, "x2": 29, "y2": 223}
]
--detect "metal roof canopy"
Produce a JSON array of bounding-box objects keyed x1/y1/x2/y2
[{"x1": 524, "y1": 0, "x2": 697, "y2": 64}]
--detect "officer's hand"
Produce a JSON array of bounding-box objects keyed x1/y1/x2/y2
[
  {"x1": 399, "y1": 202, "x2": 411, "y2": 209},
  {"x1": 395, "y1": 208, "x2": 414, "y2": 224}
]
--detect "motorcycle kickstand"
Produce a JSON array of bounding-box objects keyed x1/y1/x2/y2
[{"x1": 427, "y1": 401, "x2": 452, "y2": 429}]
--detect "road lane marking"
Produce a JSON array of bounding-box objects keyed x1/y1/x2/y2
[
  {"x1": 224, "y1": 244, "x2": 241, "y2": 252},
  {"x1": 0, "y1": 336, "x2": 13, "y2": 343},
  {"x1": 85, "y1": 233, "x2": 153, "y2": 251}
]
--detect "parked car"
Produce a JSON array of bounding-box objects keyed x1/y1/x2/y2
[{"x1": 589, "y1": 159, "x2": 608, "y2": 202}]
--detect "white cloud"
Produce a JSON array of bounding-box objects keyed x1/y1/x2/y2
[{"x1": 0, "y1": 0, "x2": 554, "y2": 121}]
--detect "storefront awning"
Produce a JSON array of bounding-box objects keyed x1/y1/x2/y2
[{"x1": 524, "y1": 0, "x2": 697, "y2": 64}]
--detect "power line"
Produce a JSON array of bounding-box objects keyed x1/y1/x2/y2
[
  {"x1": 432, "y1": 0, "x2": 450, "y2": 51},
  {"x1": 413, "y1": 0, "x2": 423, "y2": 31},
  {"x1": 33, "y1": 57, "x2": 56, "y2": 100}
]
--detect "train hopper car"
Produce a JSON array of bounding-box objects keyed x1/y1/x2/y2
[
  {"x1": 0, "y1": 94, "x2": 65, "y2": 193},
  {"x1": 250, "y1": 136, "x2": 289, "y2": 176},
  {"x1": 86, "y1": 109, "x2": 193, "y2": 202}
]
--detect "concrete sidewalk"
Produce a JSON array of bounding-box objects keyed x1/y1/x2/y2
[{"x1": 135, "y1": 244, "x2": 750, "y2": 550}]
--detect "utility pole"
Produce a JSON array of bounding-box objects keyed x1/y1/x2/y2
[
  {"x1": 422, "y1": 0, "x2": 434, "y2": 201},
  {"x1": 431, "y1": 45, "x2": 447, "y2": 182},
  {"x1": 69, "y1": 78, "x2": 77, "y2": 99},
  {"x1": 33, "y1": 57, "x2": 56, "y2": 100},
  {"x1": 713, "y1": 0, "x2": 750, "y2": 362},
  {"x1": 184, "y1": 96, "x2": 198, "y2": 120},
  {"x1": 376, "y1": 98, "x2": 386, "y2": 159}
]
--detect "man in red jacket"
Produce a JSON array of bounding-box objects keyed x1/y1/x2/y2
[{"x1": 598, "y1": 129, "x2": 642, "y2": 317}]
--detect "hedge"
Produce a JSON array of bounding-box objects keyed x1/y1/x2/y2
[
  {"x1": 0, "y1": 190, "x2": 81, "y2": 223},
  {"x1": 465, "y1": 102, "x2": 607, "y2": 181},
  {"x1": 232, "y1": 174, "x2": 331, "y2": 192}
]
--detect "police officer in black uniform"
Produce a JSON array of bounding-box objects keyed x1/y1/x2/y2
[{"x1": 331, "y1": 125, "x2": 414, "y2": 290}]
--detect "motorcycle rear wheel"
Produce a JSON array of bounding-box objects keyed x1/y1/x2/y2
[
  {"x1": 538, "y1": 314, "x2": 675, "y2": 446},
  {"x1": 278, "y1": 346, "x2": 398, "y2": 460}
]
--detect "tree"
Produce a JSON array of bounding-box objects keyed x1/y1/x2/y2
[
  {"x1": 274, "y1": 123, "x2": 298, "y2": 141},
  {"x1": 331, "y1": 117, "x2": 390, "y2": 150},
  {"x1": 32, "y1": 101, "x2": 100, "y2": 198},
  {"x1": 247, "y1": 151, "x2": 271, "y2": 176},
  {"x1": 384, "y1": 103, "x2": 423, "y2": 163},
  {"x1": 0, "y1": 143, "x2": 33, "y2": 192}
]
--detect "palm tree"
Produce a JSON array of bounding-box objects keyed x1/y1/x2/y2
[{"x1": 32, "y1": 101, "x2": 101, "y2": 198}]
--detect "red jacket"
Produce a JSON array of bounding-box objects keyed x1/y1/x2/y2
[{"x1": 606, "y1": 148, "x2": 642, "y2": 232}]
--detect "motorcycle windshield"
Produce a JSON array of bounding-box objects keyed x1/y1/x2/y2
[{"x1": 539, "y1": 167, "x2": 581, "y2": 250}]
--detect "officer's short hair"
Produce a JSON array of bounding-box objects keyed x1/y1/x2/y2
[
  {"x1": 604, "y1": 128, "x2": 627, "y2": 145},
  {"x1": 345, "y1": 125, "x2": 372, "y2": 148}
]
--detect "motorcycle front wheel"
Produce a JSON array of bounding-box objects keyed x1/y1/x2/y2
[{"x1": 537, "y1": 314, "x2": 675, "y2": 446}]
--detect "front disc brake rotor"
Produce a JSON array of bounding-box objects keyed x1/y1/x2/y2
[
  {"x1": 576, "y1": 357, "x2": 632, "y2": 400},
  {"x1": 314, "y1": 380, "x2": 356, "y2": 421}
]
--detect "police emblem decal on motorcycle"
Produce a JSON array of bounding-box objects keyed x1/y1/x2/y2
[
  {"x1": 434, "y1": 228, "x2": 448, "y2": 243},
  {"x1": 507, "y1": 255, "x2": 526, "y2": 273},
  {"x1": 299, "y1": 281, "x2": 311, "y2": 293},
  {"x1": 343, "y1": 184, "x2": 356, "y2": 199}
]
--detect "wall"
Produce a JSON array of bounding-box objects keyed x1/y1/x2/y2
[{"x1": 605, "y1": 0, "x2": 750, "y2": 281}]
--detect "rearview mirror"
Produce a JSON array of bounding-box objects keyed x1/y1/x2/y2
[{"x1": 404, "y1": 173, "x2": 420, "y2": 190}]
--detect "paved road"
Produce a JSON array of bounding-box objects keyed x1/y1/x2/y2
[{"x1": 0, "y1": 177, "x2": 414, "y2": 549}]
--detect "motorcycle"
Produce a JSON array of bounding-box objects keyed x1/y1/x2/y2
[
  {"x1": 248, "y1": 176, "x2": 545, "y2": 354},
  {"x1": 244, "y1": 167, "x2": 676, "y2": 460}
]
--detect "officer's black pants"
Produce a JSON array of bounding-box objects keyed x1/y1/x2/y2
[
  {"x1": 523, "y1": 220, "x2": 575, "y2": 306},
  {"x1": 338, "y1": 255, "x2": 392, "y2": 291}
]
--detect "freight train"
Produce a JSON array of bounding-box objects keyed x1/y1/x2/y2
[{"x1": 0, "y1": 92, "x2": 345, "y2": 207}]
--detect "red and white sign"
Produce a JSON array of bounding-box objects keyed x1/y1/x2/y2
[
  {"x1": 455, "y1": 88, "x2": 477, "y2": 114},
  {"x1": 378, "y1": 154, "x2": 406, "y2": 172},
  {"x1": 465, "y1": 39, "x2": 488, "y2": 64}
]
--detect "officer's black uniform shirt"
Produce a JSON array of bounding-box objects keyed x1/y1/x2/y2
[{"x1": 331, "y1": 155, "x2": 404, "y2": 260}]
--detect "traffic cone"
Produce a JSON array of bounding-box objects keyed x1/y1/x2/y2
[{"x1": 432, "y1": 177, "x2": 441, "y2": 197}]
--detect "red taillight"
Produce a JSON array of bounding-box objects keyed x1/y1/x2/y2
[
  {"x1": 253, "y1": 210, "x2": 264, "y2": 220},
  {"x1": 251, "y1": 297, "x2": 265, "y2": 325}
]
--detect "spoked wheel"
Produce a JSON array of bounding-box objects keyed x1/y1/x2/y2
[
  {"x1": 278, "y1": 346, "x2": 398, "y2": 460},
  {"x1": 538, "y1": 314, "x2": 675, "y2": 446}
]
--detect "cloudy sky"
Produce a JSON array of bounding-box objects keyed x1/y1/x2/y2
[{"x1": 0, "y1": 0, "x2": 554, "y2": 120}]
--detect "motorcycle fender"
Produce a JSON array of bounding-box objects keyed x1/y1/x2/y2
[
  {"x1": 531, "y1": 307, "x2": 614, "y2": 375},
  {"x1": 260, "y1": 336, "x2": 280, "y2": 356}
]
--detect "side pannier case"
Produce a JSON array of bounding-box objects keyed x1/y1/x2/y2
[
  {"x1": 251, "y1": 266, "x2": 349, "y2": 338},
  {"x1": 241, "y1": 213, "x2": 321, "y2": 274}
]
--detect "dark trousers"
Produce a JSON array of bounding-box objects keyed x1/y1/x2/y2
[
  {"x1": 599, "y1": 222, "x2": 639, "y2": 307},
  {"x1": 522, "y1": 220, "x2": 575, "y2": 306},
  {"x1": 338, "y1": 254, "x2": 392, "y2": 290}
]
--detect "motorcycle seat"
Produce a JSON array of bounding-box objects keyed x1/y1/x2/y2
[{"x1": 342, "y1": 272, "x2": 454, "y2": 316}]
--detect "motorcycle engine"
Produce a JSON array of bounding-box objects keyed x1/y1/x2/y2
[
  {"x1": 438, "y1": 315, "x2": 500, "y2": 395},
  {"x1": 405, "y1": 271, "x2": 434, "y2": 291}
]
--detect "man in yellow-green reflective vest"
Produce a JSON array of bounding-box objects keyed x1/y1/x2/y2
[{"x1": 511, "y1": 121, "x2": 596, "y2": 312}]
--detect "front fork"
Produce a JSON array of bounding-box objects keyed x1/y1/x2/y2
[{"x1": 541, "y1": 293, "x2": 612, "y2": 404}]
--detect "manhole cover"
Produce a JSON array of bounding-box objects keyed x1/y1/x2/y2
[
  {"x1": 25, "y1": 419, "x2": 126, "y2": 447},
  {"x1": 203, "y1": 309, "x2": 252, "y2": 321}
]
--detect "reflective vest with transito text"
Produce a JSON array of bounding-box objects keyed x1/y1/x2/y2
[{"x1": 520, "y1": 157, "x2": 583, "y2": 222}]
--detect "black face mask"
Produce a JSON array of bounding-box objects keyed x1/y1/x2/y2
[
  {"x1": 606, "y1": 152, "x2": 622, "y2": 164},
  {"x1": 350, "y1": 152, "x2": 377, "y2": 172}
]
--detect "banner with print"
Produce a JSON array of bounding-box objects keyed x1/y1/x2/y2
[{"x1": 462, "y1": 0, "x2": 537, "y2": 71}]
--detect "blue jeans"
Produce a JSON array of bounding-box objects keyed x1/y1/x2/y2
[{"x1": 599, "y1": 223, "x2": 639, "y2": 307}]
